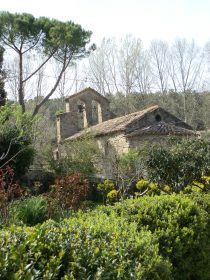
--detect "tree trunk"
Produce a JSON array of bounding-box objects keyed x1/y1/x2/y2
[
  {"x1": 32, "y1": 56, "x2": 70, "y2": 116},
  {"x1": 18, "y1": 52, "x2": 25, "y2": 113}
]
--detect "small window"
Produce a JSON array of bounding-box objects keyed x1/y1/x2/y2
[
  {"x1": 155, "y1": 114, "x2": 162, "y2": 122},
  {"x1": 104, "y1": 141, "x2": 109, "y2": 156},
  {"x1": 78, "y1": 104, "x2": 85, "y2": 113}
]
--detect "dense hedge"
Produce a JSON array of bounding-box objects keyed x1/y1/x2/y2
[
  {"x1": 0, "y1": 194, "x2": 210, "y2": 279},
  {"x1": 104, "y1": 194, "x2": 210, "y2": 280}
]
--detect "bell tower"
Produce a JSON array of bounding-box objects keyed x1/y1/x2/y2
[{"x1": 56, "y1": 87, "x2": 112, "y2": 143}]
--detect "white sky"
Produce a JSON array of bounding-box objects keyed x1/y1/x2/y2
[{"x1": 1, "y1": 0, "x2": 210, "y2": 47}]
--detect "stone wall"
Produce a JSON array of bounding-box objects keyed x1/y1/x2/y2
[
  {"x1": 128, "y1": 135, "x2": 182, "y2": 149},
  {"x1": 56, "y1": 112, "x2": 78, "y2": 143},
  {"x1": 96, "y1": 132, "x2": 129, "y2": 179},
  {"x1": 95, "y1": 133, "x2": 174, "y2": 179},
  {"x1": 57, "y1": 88, "x2": 112, "y2": 143},
  {"x1": 95, "y1": 133, "x2": 194, "y2": 179}
]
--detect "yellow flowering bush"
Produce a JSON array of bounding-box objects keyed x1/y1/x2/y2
[{"x1": 107, "y1": 189, "x2": 118, "y2": 203}]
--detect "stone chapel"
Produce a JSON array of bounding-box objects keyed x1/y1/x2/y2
[{"x1": 55, "y1": 87, "x2": 197, "y2": 178}]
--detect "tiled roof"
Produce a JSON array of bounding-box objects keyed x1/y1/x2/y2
[
  {"x1": 65, "y1": 105, "x2": 159, "y2": 140},
  {"x1": 127, "y1": 122, "x2": 197, "y2": 137}
]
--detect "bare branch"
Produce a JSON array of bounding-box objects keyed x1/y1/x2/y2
[
  {"x1": 22, "y1": 50, "x2": 56, "y2": 83},
  {"x1": 0, "y1": 140, "x2": 13, "y2": 161}
]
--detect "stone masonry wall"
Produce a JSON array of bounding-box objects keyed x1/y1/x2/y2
[
  {"x1": 129, "y1": 135, "x2": 176, "y2": 149},
  {"x1": 65, "y1": 88, "x2": 111, "y2": 124},
  {"x1": 56, "y1": 112, "x2": 79, "y2": 143},
  {"x1": 57, "y1": 88, "x2": 112, "y2": 143},
  {"x1": 96, "y1": 132, "x2": 129, "y2": 179}
]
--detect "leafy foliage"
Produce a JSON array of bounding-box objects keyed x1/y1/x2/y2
[
  {"x1": 112, "y1": 139, "x2": 210, "y2": 196},
  {"x1": 0, "y1": 12, "x2": 41, "y2": 45},
  {"x1": 51, "y1": 136, "x2": 99, "y2": 178},
  {"x1": 97, "y1": 179, "x2": 116, "y2": 204},
  {"x1": 144, "y1": 138, "x2": 210, "y2": 193},
  {"x1": 48, "y1": 174, "x2": 89, "y2": 211},
  {"x1": 38, "y1": 16, "x2": 93, "y2": 58},
  {"x1": 102, "y1": 194, "x2": 210, "y2": 280},
  {"x1": 0, "y1": 46, "x2": 6, "y2": 107},
  {"x1": 0, "y1": 166, "x2": 22, "y2": 224},
  {"x1": 0, "y1": 194, "x2": 210, "y2": 279},
  {"x1": 10, "y1": 196, "x2": 48, "y2": 226},
  {"x1": 0, "y1": 103, "x2": 35, "y2": 177},
  {"x1": 106, "y1": 189, "x2": 118, "y2": 203},
  {"x1": 0, "y1": 203, "x2": 172, "y2": 279},
  {"x1": 0, "y1": 11, "x2": 93, "y2": 115},
  {"x1": 136, "y1": 179, "x2": 160, "y2": 196}
]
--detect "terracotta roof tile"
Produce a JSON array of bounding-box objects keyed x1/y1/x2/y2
[
  {"x1": 65, "y1": 105, "x2": 159, "y2": 140},
  {"x1": 127, "y1": 122, "x2": 197, "y2": 137}
]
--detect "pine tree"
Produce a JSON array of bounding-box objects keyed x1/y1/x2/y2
[{"x1": 0, "y1": 46, "x2": 6, "y2": 106}]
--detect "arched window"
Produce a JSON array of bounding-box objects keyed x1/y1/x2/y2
[
  {"x1": 91, "y1": 100, "x2": 102, "y2": 125},
  {"x1": 76, "y1": 100, "x2": 87, "y2": 130}
]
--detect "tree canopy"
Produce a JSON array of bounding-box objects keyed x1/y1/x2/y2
[{"x1": 0, "y1": 12, "x2": 93, "y2": 115}]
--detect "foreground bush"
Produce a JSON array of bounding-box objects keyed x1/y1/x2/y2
[
  {"x1": 0, "y1": 194, "x2": 210, "y2": 279},
  {"x1": 0, "y1": 214, "x2": 171, "y2": 279},
  {"x1": 104, "y1": 194, "x2": 210, "y2": 280}
]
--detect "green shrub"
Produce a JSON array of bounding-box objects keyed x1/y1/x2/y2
[
  {"x1": 143, "y1": 138, "x2": 210, "y2": 193},
  {"x1": 106, "y1": 189, "x2": 118, "y2": 204},
  {"x1": 0, "y1": 211, "x2": 172, "y2": 279},
  {"x1": 136, "y1": 179, "x2": 160, "y2": 196},
  {"x1": 97, "y1": 179, "x2": 115, "y2": 204},
  {"x1": 0, "y1": 104, "x2": 35, "y2": 177},
  {"x1": 0, "y1": 194, "x2": 210, "y2": 279},
  {"x1": 105, "y1": 194, "x2": 210, "y2": 280},
  {"x1": 11, "y1": 196, "x2": 48, "y2": 226},
  {"x1": 50, "y1": 136, "x2": 99, "y2": 178}
]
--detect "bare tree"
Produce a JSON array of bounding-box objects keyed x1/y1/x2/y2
[
  {"x1": 149, "y1": 40, "x2": 170, "y2": 93},
  {"x1": 6, "y1": 53, "x2": 49, "y2": 105},
  {"x1": 53, "y1": 62, "x2": 79, "y2": 101},
  {"x1": 170, "y1": 39, "x2": 205, "y2": 121},
  {"x1": 118, "y1": 35, "x2": 142, "y2": 94},
  {"x1": 85, "y1": 38, "x2": 118, "y2": 95},
  {"x1": 135, "y1": 49, "x2": 153, "y2": 94}
]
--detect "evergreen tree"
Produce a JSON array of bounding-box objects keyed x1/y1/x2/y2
[
  {"x1": 0, "y1": 46, "x2": 6, "y2": 106},
  {"x1": 0, "y1": 12, "x2": 93, "y2": 115}
]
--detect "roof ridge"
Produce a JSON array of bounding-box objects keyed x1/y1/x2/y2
[{"x1": 65, "y1": 87, "x2": 109, "y2": 102}]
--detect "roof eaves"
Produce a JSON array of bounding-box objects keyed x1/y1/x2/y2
[{"x1": 126, "y1": 122, "x2": 198, "y2": 137}]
